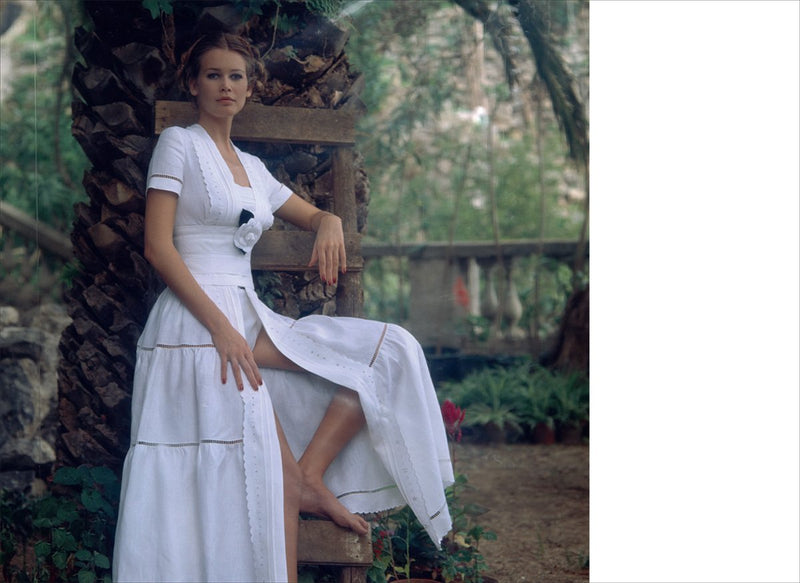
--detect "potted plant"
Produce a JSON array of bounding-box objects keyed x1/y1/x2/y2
[
  {"x1": 547, "y1": 373, "x2": 589, "y2": 444},
  {"x1": 368, "y1": 478, "x2": 497, "y2": 583},
  {"x1": 460, "y1": 373, "x2": 522, "y2": 443},
  {"x1": 513, "y1": 365, "x2": 556, "y2": 444}
]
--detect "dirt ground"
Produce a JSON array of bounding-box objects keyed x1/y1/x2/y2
[{"x1": 454, "y1": 443, "x2": 589, "y2": 583}]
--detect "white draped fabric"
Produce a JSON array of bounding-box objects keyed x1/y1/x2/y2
[{"x1": 112, "y1": 125, "x2": 453, "y2": 582}]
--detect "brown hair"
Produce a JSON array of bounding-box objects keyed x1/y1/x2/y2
[{"x1": 178, "y1": 32, "x2": 266, "y2": 99}]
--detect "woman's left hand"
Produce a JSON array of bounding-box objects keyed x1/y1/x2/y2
[
  {"x1": 309, "y1": 213, "x2": 346, "y2": 284},
  {"x1": 273, "y1": 194, "x2": 347, "y2": 284}
]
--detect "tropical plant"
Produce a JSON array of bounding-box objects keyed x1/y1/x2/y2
[
  {"x1": 438, "y1": 359, "x2": 589, "y2": 442},
  {"x1": 462, "y1": 373, "x2": 523, "y2": 442},
  {"x1": 545, "y1": 370, "x2": 589, "y2": 426}
]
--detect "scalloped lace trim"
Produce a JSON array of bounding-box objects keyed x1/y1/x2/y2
[
  {"x1": 240, "y1": 385, "x2": 287, "y2": 581},
  {"x1": 188, "y1": 125, "x2": 228, "y2": 225}
]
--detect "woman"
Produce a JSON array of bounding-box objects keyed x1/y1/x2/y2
[{"x1": 112, "y1": 32, "x2": 453, "y2": 583}]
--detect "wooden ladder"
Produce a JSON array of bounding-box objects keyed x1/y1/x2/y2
[
  {"x1": 155, "y1": 101, "x2": 372, "y2": 582},
  {"x1": 154, "y1": 100, "x2": 365, "y2": 317}
]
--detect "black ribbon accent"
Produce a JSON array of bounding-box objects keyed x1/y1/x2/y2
[{"x1": 239, "y1": 209, "x2": 254, "y2": 226}]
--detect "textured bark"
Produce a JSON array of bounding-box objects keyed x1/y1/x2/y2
[
  {"x1": 546, "y1": 285, "x2": 589, "y2": 374},
  {"x1": 58, "y1": 1, "x2": 369, "y2": 470}
]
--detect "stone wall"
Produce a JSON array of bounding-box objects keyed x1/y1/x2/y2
[{"x1": 0, "y1": 303, "x2": 70, "y2": 494}]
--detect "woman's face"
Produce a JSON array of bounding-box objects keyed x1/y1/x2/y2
[{"x1": 189, "y1": 48, "x2": 252, "y2": 119}]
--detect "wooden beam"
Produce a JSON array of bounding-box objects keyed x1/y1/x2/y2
[
  {"x1": 0, "y1": 201, "x2": 74, "y2": 260},
  {"x1": 360, "y1": 238, "x2": 589, "y2": 262},
  {"x1": 252, "y1": 231, "x2": 362, "y2": 272},
  {"x1": 297, "y1": 520, "x2": 372, "y2": 567},
  {"x1": 154, "y1": 101, "x2": 356, "y2": 146},
  {"x1": 331, "y1": 146, "x2": 363, "y2": 317}
]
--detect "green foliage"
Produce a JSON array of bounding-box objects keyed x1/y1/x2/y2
[
  {"x1": 345, "y1": 2, "x2": 587, "y2": 326},
  {"x1": 304, "y1": 0, "x2": 347, "y2": 20},
  {"x1": 458, "y1": 370, "x2": 523, "y2": 439},
  {"x1": 298, "y1": 564, "x2": 338, "y2": 582},
  {"x1": 0, "y1": 0, "x2": 87, "y2": 233},
  {"x1": 142, "y1": 0, "x2": 174, "y2": 18},
  {"x1": 368, "y1": 474, "x2": 495, "y2": 583},
  {"x1": 438, "y1": 360, "x2": 589, "y2": 440},
  {"x1": 142, "y1": 0, "x2": 347, "y2": 22},
  {"x1": 346, "y1": 1, "x2": 585, "y2": 243},
  {"x1": 0, "y1": 466, "x2": 121, "y2": 583}
]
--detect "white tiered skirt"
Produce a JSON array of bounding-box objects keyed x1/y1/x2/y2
[{"x1": 113, "y1": 227, "x2": 453, "y2": 582}]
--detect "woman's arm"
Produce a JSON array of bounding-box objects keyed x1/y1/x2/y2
[
  {"x1": 274, "y1": 193, "x2": 346, "y2": 285},
  {"x1": 144, "y1": 189, "x2": 262, "y2": 391}
]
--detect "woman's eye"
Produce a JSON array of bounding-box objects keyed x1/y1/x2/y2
[
  {"x1": 231, "y1": 73, "x2": 243, "y2": 81},
  {"x1": 207, "y1": 73, "x2": 219, "y2": 79}
]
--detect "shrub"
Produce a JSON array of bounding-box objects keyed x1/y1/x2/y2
[
  {"x1": 368, "y1": 474, "x2": 496, "y2": 583},
  {"x1": 0, "y1": 466, "x2": 120, "y2": 583}
]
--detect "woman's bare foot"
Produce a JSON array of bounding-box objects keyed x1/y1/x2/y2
[{"x1": 299, "y1": 471, "x2": 370, "y2": 535}]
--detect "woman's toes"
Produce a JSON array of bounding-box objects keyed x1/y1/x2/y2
[{"x1": 300, "y1": 477, "x2": 369, "y2": 534}]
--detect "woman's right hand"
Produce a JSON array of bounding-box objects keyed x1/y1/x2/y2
[
  {"x1": 211, "y1": 323, "x2": 263, "y2": 391},
  {"x1": 145, "y1": 189, "x2": 262, "y2": 392}
]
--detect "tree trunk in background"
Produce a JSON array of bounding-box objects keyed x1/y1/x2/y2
[
  {"x1": 542, "y1": 284, "x2": 588, "y2": 374},
  {"x1": 57, "y1": 0, "x2": 368, "y2": 470}
]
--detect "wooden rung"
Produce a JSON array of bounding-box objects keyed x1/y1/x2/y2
[
  {"x1": 297, "y1": 520, "x2": 373, "y2": 567},
  {"x1": 154, "y1": 101, "x2": 355, "y2": 146},
  {"x1": 252, "y1": 231, "x2": 362, "y2": 272}
]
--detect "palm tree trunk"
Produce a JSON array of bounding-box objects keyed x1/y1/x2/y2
[{"x1": 58, "y1": 0, "x2": 369, "y2": 470}]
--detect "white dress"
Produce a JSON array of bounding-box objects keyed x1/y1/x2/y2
[{"x1": 112, "y1": 124, "x2": 454, "y2": 582}]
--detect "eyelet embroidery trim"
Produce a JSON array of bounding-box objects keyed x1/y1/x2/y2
[
  {"x1": 336, "y1": 483, "x2": 398, "y2": 499},
  {"x1": 189, "y1": 125, "x2": 228, "y2": 225},
  {"x1": 150, "y1": 173, "x2": 183, "y2": 185},
  {"x1": 132, "y1": 439, "x2": 243, "y2": 447},
  {"x1": 369, "y1": 324, "x2": 389, "y2": 367},
  {"x1": 430, "y1": 501, "x2": 447, "y2": 520},
  {"x1": 138, "y1": 343, "x2": 215, "y2": 351}
]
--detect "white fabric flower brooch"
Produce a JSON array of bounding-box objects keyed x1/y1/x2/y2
[{"x1": 234, "y1": 209, "x2": 261, "y2": 254}]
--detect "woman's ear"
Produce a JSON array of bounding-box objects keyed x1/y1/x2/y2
[{"x1": 189, "y1": 79, "x2": 198, "y2": 96}]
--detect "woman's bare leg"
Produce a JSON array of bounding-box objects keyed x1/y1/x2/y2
[
  {"x1": 253, "y1": 329, "x2": 369, "y2": 534},
  {"x1": 297, "y1": 387, "x2": 369, "y2": 534},
  {"x1": 275, "y1": 416, "x2": 300, "y2": 583}
]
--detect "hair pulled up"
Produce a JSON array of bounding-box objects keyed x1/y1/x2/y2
[{"x1": 178, "y1": 32, "x2": 267, "y2": 99}]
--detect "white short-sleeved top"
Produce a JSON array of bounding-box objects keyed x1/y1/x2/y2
[{"x1": 146, "y1": 124, "x2": 292, "y2": 231}]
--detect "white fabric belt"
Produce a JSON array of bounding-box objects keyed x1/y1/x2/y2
[
  {"x1": 190, "y1": 269, "x2": 254, "y2": 289},
  {"x1": 174, "y1": 225, "x2": 256, "y2": 289}
]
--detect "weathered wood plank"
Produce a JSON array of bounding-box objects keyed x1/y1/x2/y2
[
  {"x1": 338, "y1": 566, "x2": 368, "y2": 583},
  {"x1": 154, "y1": 101, "x2": 355, "y2": 145},
  {"x1": 297, "y1": 520, "x2": 372, "y2": 566},
  {"x1": 331, "y1": 147, "x2": 363, "y2": 316},
  {"x1": 252, "y1": 231, "x2": 362, "y2": 272},
  {"x1": 0, "y1": 201, "x2": 74, "y2": 260}
]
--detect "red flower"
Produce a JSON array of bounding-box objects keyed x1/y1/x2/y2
[
  {"x1": 373, "y1": 529, "x2": 390, "y2": 559},
  {"x1": 441, "y1": 399, "x2": 466, "y2": 442},
  {"x1": 452, "y1": 276, "x2": 470, "y2": 309}
]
